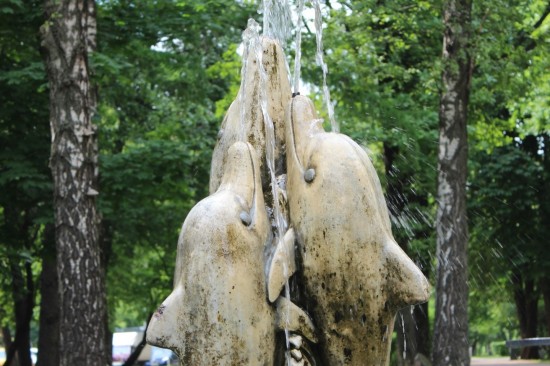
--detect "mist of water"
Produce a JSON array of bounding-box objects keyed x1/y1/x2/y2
[{"x1": 261, "y1": 0, "x2": 293, "y2": 44}]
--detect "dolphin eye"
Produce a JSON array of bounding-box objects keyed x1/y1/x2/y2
[
  {"x1": 304, "y1": 168, "x2": 316, "y2": 183},
  {"x1": 239, "y1": 211, "x2": 252, "y2": 226}
]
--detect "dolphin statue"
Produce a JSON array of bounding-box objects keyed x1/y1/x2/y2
[
  {"x1": 147, "y1": 141, "x2": 315, "y2": 365},
  {"x1": 146, "y1": 141, "x2": 275, "y2": 364},
  {"x1": 285, "y1": 95, "x2": 430, "y2": 365}
]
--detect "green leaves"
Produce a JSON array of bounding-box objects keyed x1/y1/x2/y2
[
  {"x1": 0, "y1": 62, "x2": 45, "y2": 85},
  {"x1": 0, "y1": 0, "x2": 23, "y2": 14},
  {"x1": 0, "y1": 0, "x2": 546, "y2": 343},
  {"x1": 92, "y1": 0, "x2": 254, "y2": 328}
]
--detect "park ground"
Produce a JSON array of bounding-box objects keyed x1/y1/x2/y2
[{"x1": 472, "y1": 358, "x2": 550, "y2": 366}]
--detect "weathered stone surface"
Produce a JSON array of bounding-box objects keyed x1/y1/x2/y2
[
  {"x1": 147, "y1": 142, "x2": 276, "y2": 365},
  {"x1": 209, "y1": 38, "x2": 291, "y2": 194},
  {"x1": 285, "y1": 95, "x2": 430, "y2": 365}
]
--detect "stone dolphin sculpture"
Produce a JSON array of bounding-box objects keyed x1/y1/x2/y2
[
  {"x1": 147, "y1": 141, "x2": 314, "y2": 365},
  {"x1": 285, "y1": 95, "x2": 430, "y2": 365},
  {"x1": 146, "y1": 141, "x2": 275, "y2": 364}
]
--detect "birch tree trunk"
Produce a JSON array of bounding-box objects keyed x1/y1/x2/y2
[
  {"x1": 433, "y1": 0, "x2": 472, "y2": 365},
  {"x1": 40, "y1": 1, "x2": 107, "y2": 365}
]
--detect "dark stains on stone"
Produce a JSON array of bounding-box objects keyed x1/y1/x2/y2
[
  {"x1": 154, "y1": 304, "x2": 166, "y2": 318},
  {"x1": 334, "y1": 310, "x2": 343, "y2": 323},
  {"x1": 343, "y1": 348, "x2": 352, "y2": 362}
]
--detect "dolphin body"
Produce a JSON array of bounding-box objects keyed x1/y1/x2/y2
[
  {"x1": 285, "y1": 95, "x2": 430, "y2": 365},
  {"x1": 147, "y1": 142, "x2": 276, "y2": 365}
]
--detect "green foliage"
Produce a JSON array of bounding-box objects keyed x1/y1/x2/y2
[
  {"x1": 93, "y1": 0, "x2": 255, "y2": 327},
  {"x1": 466, "y1": 2, "x2": 550, "y2": 345},
  {"x1": 458, "y1": 0, "x2": 550, "y2": 352},
  {"x1": 469, "y1": 282, "x2": 520, "y2": 353},
  {"x1": 301, "y1": 0, "x2": 441, "y2": 142},
  {"x1": 207, "y1": 43, "x2": 243, "y2": 119},
  {"x1": 0, "y1": 0, "x2": 52, "y2": 331},
  {"x1": 469, "y1": 0, "x2": 550, "y2": 149},
  {"x1": 469, "y1": 141, "x2": 548, "y2": 284},
  {"x1": 0, "y1": 0, "x2": 547, "y2": 351}
]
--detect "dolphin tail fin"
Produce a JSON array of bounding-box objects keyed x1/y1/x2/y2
[{"x1": 267, "y1": 228, "x2": 297, "y2": 302}]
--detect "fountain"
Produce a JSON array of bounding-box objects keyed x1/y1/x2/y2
[{"x1": 146, "y1": 14, "x2": 430, "y2": 366}]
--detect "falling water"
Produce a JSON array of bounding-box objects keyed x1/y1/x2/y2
[
  {"x1": 400, "y1": 312, "x2": 407, "y2": 360},
  {"x1": 247, "y1": 32, "x2": 287, "y2": 247},
  {"x1": 262, "y1": 0, "x2": 293, "y2": 44},
  {"x1": 238, "y1": 19, "x2": 288, "y2": 253},
  {"x1": 244, "y1": 15, "x2": 292, "y2": 359},
  {"x1": 313, "y1": 0, "x2": 338, "y2": 133},
  {"x1": 293, "y1": 0, "x2": 305, "y2": 95}
]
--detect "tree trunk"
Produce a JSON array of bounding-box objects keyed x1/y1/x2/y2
[
  {"x1": 5, "y1": 261, "x2": 34, "y2": 366},
  {"x1": 396, "y1": 308, "x2": 419, "y2": 366},
  {"x1": 1, "y1": 327, "x2": 18, "y2": 366},
  {"x1": 40, "y1": 1, "x2": 107, "y2": 365},
  {"x1": 540, "y1": 134, "x2": 550, "y2": 338},
  {"x1": 542, "y1": 277, "x2": 550, "y2": 337},
  {"x1": 432, "y1": 0, "x2": 472, "y2": 365},
  {"x1": 1, "y1": 203, "x2": 35, "y2": 366},
  {"x1": 414, "y1": 302, "x2": 430, "y2": 357},
  {"x1": 1, "y1": 326, "x2": 12, "y2": 353},
  {"x1": 512, "y1": 272, "x2": 539, "y2": 359},
  {"x1": 101, "y1": 221, "x2": 114, "y2": 366},
  {"x1": 122, "y1": 314, "x2": 153, "y2": 366},
  {"x1": 37, "y1": 224, "x2": 60, "y2": 366},
  {"x1": 396, "y1": 301, "x2": 430, "y2": 364}
]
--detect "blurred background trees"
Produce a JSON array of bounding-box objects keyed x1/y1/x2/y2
[{"x1": 0, "y1": 0, "x2": 548, "y2": 365}]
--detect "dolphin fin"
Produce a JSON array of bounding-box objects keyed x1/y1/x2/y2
[
  {"x1": 275, "y1": 297, "x2": 318, "y2": 343},
  {"x1": 384, "y1": 239, "x2": 431, "y2": 308},
  {"x1": 267, "y1": 228, "x2": 296, "y2": 302}
]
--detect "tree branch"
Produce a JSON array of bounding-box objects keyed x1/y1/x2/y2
[
  {"x1": 122, "y1": 313, "x2": 154, "y2": 366},
  {"x1": 521, "y1": 1, "x2": 550, "y2": 51},
  {"x1": 533, "y1": 1, "x2": 550, "y2": 31}
]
